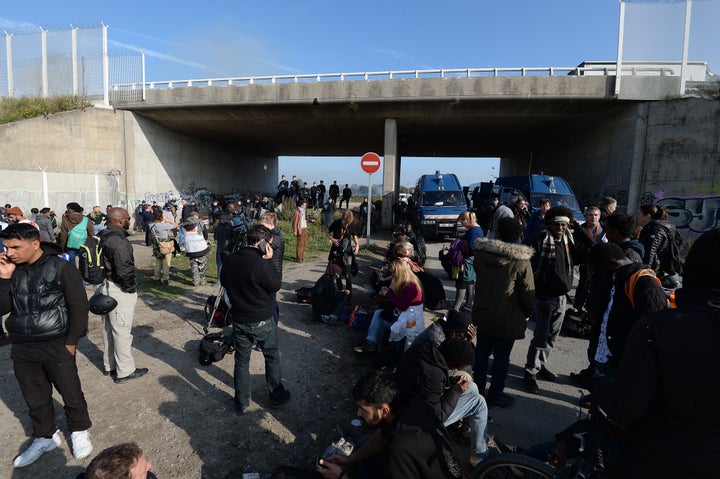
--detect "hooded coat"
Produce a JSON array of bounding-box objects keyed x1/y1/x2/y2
[{"x1": 472, "y1": 237, "x2": 535, "y2": 340}]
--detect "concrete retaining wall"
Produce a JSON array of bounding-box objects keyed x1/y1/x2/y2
[
  {"x1": 0, "y1": 108, "x2": 277, "y2": 215},
  {"x1": 500, "y1": 97, "x2": 720, "y2": 244}
]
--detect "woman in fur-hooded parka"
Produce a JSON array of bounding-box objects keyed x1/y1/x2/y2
[{"x1": 472, "y1": 237, "x2": 535, "y2": 340}]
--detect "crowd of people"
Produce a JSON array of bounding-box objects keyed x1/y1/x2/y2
[{"x1": 0, "y1": 183, "x2": 718, "y2": 478}]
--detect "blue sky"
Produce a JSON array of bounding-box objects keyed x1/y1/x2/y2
[{"x1": 2, "y1": 0, "x2": 718, "y2": 187}]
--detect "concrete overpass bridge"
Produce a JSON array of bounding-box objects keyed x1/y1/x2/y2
[
  {"x1": 1, "y1": 64, "x2": 716, "y2": 234},
  {"x1": 108, "y1": 64, "x2": 719, "y2": 223}
]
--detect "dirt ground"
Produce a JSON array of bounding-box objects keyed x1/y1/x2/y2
[{"x1": 0, "y1": 231, "x2": 589, "y2": 479}]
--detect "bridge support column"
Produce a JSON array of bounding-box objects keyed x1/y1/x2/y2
[{"x1": 382, "y1": 118, "x2": 399, "y2": 228}]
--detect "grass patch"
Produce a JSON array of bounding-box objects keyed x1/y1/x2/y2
[
  {"x1": 0, "y1": 95, "x2": 93, "y2": 125},
  {"x1": 137, "y1": 210, "x2": 373, "y2": 300}
]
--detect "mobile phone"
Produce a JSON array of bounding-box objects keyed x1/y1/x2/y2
[
  {"x1": 316, "y1": 457, "x2": 325, "y2": 468},
  {"x1": 258, "y1": 239, "x2": 268, "y2": 255}
]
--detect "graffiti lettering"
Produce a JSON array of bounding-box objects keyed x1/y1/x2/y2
[
  {"x1": 656, "y1": 195, "x2": 720, "y2": 233},
  {"x1": 639, "y1": 191, "x2": 656, "y2": 206}
]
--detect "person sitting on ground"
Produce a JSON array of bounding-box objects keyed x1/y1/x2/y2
[
  {"x1": 79, "y1": 442, "x2": 157, "y2": 479},
  {"x1": 317, "y1": 370, "x2": 462, "y2": 479},
  {"x1": 396, "y1": 315, "x2": 490, "y2": 467},
  {"x1": 354, "y1": 259, "x2": 424, "y2": 354},
  {"x1": 472, "y1": 217, "x2": 535, "y2": 408},
  {"x1": 393, "y1": 241, "x2": 423, "y2": 272},
  {"x1": 311, "y1": 264, "x2": 351, "y2": 325},
  {"x1": 594, "y1": 229, "x2": 720, "y2": 479}
]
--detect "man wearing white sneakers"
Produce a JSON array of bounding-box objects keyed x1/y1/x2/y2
[{"x1": 0, "y1": 223, "x2": 93, "y2": 467}]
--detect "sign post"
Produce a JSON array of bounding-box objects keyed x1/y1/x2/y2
[{"x1": 360, "y1": 152, "x2": 381, "y2": 248}]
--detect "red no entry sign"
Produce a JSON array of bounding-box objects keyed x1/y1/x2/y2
[{"x1": 361, "y1": 152, "x2": 381, "y2": 174}]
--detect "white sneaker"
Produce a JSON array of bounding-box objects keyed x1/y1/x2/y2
[
  {"x1": 71, "y1": 430, "x2": 93, "y2": 459},
  {"x1": 13, "y1": 430, "x2": 62, "y2": 467}
]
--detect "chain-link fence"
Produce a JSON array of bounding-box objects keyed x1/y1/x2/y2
[
  {"x1": 0, "y1": 23, "x2": 143, "y2": 105},
  {"x1": 0, "y1": 169, "x2": 127, "y2": 217}
]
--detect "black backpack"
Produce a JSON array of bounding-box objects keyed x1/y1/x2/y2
[
  {"x1": 198, "y1": 332, "x2": 234, "y2": 365},
  {"x1": 78, "y1": 236, "x2": 105, "y2": 285}
]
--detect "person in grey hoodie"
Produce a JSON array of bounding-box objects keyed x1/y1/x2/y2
[{"x1": 34, "y1": 208, "x2": 56, "y2": 243}]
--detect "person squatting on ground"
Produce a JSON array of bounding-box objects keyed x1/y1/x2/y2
[
  {"x1": 182, "y1": 211, "x2": 211, "y2": 287},
  {"x1": 98, "y1": 208, "x2": 149, "y2": 384},
  {"x1": 0, "y1": 223, "x2": 93, "y2": 467},
  {"x1": 292, "y1": 198, "x2": 309, "y2": 263},
  {"x1": 396, "y1": 319, "x2": 490, "y2": 467},
  {"x1": 311, "y1": 264, "x2": 351, "y2": 324},
  {"x1": 220, "y1": 224, "x2": 290, "y2": 414},
  {"x1": 327, "y1": 210, "x2": 359, "y2": 299},
  {"x1": 524, "y1": 206, "x2": 593, "y2": 395},
  {"x1": 149, "y1": 209, "x2": 175, "y2": 286},
  {"x1": 594, "y1": 229, "x2": 720, "y2": 479},
  {"x1": 79, "y1": 442, "x2": 157, "y2": 479},
  {"x1": 317, "y1": 370, "x2": 463, "y2": 479},
  {"x1": 472, "y1": 217, "x2": 535, "y2": 409},
  {"x1": 452, "y1": 211, "x2": 484, "y2": 312}
]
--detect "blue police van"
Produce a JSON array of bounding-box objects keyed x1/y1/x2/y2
[
  {"x1": 412, "y1": 171, "x2": 467, "y2": 238},
  {"x1": 492, "y1": 174, "x2": 584, "y2": 221}
]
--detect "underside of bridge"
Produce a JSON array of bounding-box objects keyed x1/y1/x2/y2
[{"x1": 128, "y1": 97, "x2": 632, "y2": 159}]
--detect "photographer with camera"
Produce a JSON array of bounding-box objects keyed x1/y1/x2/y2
[{"x1": 220, "y1": 224, "x2": 290, "y2": 415}]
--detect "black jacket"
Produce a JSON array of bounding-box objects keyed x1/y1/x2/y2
[
  {"x1": 595, "y1": 288, "x2": 720, "y2": 478},
  {"x1": 269, "y1": 226, "x2": 284, "y2": 279},
  {"x1": 0, "y1": 244, "x2": 89, "y2": 344},
  {"x1": 639, "y1": 220, "x2": 681, "y2": 274},
  {"x1": 380, "y1": 395, "x2": 462, "y2": 479},
  {"x1": 619, "y1": 239, "x2": 644, "y2": 264},
  {"x1": 99, "y1": 224, "x2": 136, "y2": 293},
  {"x1": 220, "y1": 246, "x2": 281, "y2": 323},
  {"x1": 605, "y1": 263, "x2": 669, "y2": 367},
  {"x1": 396, "y1": 336, "x2": 462, "y2": 423},
  {"x1": 311, "y1": 274, "x2": 345, "y2": 315}
]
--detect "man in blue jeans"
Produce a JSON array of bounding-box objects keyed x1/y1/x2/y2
[{"x1": 220, "y1": 224, "x2": 290, "y2": 414}]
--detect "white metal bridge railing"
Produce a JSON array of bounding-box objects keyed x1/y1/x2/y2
[{"x1": 110, "y1": 65, "x2": 677, "y2": 103}]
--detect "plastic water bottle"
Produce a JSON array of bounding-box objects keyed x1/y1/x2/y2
[{"x1": 404, "y1": 308, "x2": 419, "y2": 351}]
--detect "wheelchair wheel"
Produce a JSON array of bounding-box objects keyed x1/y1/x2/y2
[{"x1": 472, "y1": 453, "x2": 556, "y2": 479}]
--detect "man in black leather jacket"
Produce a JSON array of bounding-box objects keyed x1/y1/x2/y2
[{"x1": 0, "y1": 223, "x2": 93, "y2": 467}]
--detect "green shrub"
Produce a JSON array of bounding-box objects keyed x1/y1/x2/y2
[{"x1": 0, "y1": 95, "x2": 93, "y2": 125}]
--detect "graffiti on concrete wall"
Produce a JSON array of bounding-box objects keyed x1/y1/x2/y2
[
  {"x1": 144, "y1": 191, "x2": 181, "y2": 204},
  {"x1": 656, "y1": 195, "x2": 720, "y2": 233},
  {"x1": 638, "y1": 191, "x2": 656, "y2": 206}
]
